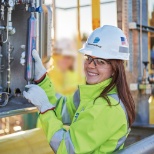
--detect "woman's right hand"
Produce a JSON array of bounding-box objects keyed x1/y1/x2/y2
[
  {"x1": 32, "y1": 49, "x2": 47, "y2": 82},
  {"x1": 20, "y1": 49, "x2": 47, "y2": 82}
]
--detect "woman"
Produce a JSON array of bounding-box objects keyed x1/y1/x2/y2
[{"x1": 23, "y1": 25, "x2": 135, "y2": 153}]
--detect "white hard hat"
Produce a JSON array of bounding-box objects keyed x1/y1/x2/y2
[
  {"x1": 54, "y1": 38, "x2": 77, "y2": 57},
  {"x1": 79, "y1": 25, "x2": 129, "y2": 60}
]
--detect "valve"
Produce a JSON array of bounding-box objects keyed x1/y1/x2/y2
[{"x1": 28, "y1": 6, "x2": 42, "y2": 13}]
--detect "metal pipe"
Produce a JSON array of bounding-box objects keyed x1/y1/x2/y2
[
  {"x1": 0, "y1": 106, "x2": 37, "y2": 118},
  {"x1": 52, "y1": 0, "x2": 56, "y2": 43},
  {"x1": 77, "y1": 0, "x2": 81, "y2": 44},
  {"x1": 77, "y1": 0, "x2": 83, "y2": 81},
  {"x1": 115, "y1": 134, "x2": 154, "y2": 154},
  {"x1": 39, "y1": 6, "x2": 43, "y2": 58},
  {"x1": 36, "y1": 0, "x2": 40, "y2": 51},
  {"x1": 0, "y1": 26, "x2": 6, "y2": 30},
  {"x1": 140, "y1": 0, "x2": 143, "y2": 77},
  {"x1": 38, "y1": 0, "x2": 42, "y2": 57},
  {"x1": 1, "y1": 5, "x2": 4, "y2": 20},
  {"x1": 31, "y1": 0, "x2": 35, "y2": 8},
  {"x1": 129, "y1": 22, "x2": 154, "y2": 33},
  {"x1": 7, "y1": 42, "x2": 11, "y2": 92},
  {"x1": 0, "y1": 30, "x2": 2, "y2": 92},
  {"x1": 25, "y1": 12, "x2": 37, "y2": 84},
  {"x1": 0, "y1": 25, "x2": 15, "y2": 35},
  {"x1": 3, "y1": 7, "x2": 9, "y2": 43},
  {"x1": 0, "y1": 45, "x2": 2, "y2": 92},
  {"x1": 2, "y1": 6, "x2": 15, "y2": 43},
  {"x1": 92, "y1": 0, "x2": 100, "y2": 30}
]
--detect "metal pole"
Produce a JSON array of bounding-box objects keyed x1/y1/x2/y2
[
  {"x1": 140, "y1": 0, "x2": 143, "y2": 76},
  {"x1": 77, "y1": 0, "x2": 83, "y2": 80},
  {"x1": 0, "y1": 27, "x2": 2, "y2": 91},
  {"x1": 36, "y1": 0, "x2": 40, "y2": 51},
  {"x1": 77, "y1": 0, "x2": 81, "y2": 42},
  {"x1": 116, "y1": 134, "x2": 154, "y2": 154},
  {"x1": 52, "y1": 0, "x2": 56, "y2": 43},
  {"x1": 92, "y1": 0, "x2": 100, "y2": 30}
]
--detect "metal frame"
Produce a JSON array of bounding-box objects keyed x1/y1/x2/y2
[
  {"x1": 55, "y1": 1, "x2": 116, "y2": 10},
  {"x1": 129, "y1": 22, "x2": 154, "y2": 33},
  {"x1": 0, "y1": 107, "x2": 37, "y2": 118}
]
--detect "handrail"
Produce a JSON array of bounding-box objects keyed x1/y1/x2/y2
[
  {"x1": 0, "y1": 107, "x2": 37, "y2": 118},
  {"x1": 115, "y1": 135, "x2": 154, "y2": 154},
  {"x1": 0, "y1": 96, "x2": 38, "y2": 118}
]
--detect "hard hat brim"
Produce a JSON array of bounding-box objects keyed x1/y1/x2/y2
[{"x1": 79, "y1": 47, "x2": 129, "y2": 60}]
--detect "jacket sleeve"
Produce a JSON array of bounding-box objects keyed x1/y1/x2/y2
[
  {"x1": 38, "y1": 75, "x2": 77, "y2": 124},
  {"x1": 39, "y1": 102, "x2": 128, "y2": 154}
]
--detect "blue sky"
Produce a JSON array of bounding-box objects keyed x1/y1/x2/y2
[{"x1": 45, "y1": 0, "x2": 117, "y2": 40}]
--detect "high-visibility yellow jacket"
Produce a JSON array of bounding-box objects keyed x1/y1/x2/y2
[
  {"x1": 38, "y1": 75, "x2": 130, "y2": 154},
  {"x1": 37, "y1": 65, "x2": 85, "y2": 128}
]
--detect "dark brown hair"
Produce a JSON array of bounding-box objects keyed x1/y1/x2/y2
[{"x1": 98, "y1": 60, "x2": 135, "y2": 127}]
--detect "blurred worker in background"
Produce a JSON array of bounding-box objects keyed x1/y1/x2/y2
[
  {"x1": 23, "y1": 25, "x2": 135, "y2": 153},
  {"x1": 47, "y1": 38, "x2": 85, "y2": 95}
]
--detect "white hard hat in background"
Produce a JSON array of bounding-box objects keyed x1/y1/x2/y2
[
  {"x1": 79, "y1": 25, "x2": 129, "y2": 60},
  {"x1": 54, "y1": 38, "x2": 77, "y2": 57}
]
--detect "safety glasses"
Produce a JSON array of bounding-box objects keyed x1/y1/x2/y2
[{"x1": 84, "y1": 55, "x2": 111, "y2": 69}]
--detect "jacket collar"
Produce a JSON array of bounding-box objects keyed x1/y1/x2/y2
[{"x1": 78, "y1": 78, "x2": 117, "y2": 100}]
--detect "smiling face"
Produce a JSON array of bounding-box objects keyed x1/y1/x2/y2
[{"x1": 84, "y1": 55, "x2": 114, "y2": 84}]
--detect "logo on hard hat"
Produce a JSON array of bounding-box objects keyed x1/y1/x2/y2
[{"x1": 93, "y1": 37, "x2": 100, "y2": 43}]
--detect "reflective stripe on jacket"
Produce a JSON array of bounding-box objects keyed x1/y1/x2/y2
[{"x1": 38, "y1": 75, "x2": 129, "y2": 154}]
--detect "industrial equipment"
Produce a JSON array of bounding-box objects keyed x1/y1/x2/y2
[
  {"x1": 0, "y1": 0, "x2": 52, "y2": 118},
  {"x1": 0, "y1": 1, "x2": 153, "y2": 153},
  {"x1": 136, "y1": 58, "x2": 154, "y2": 125}
]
